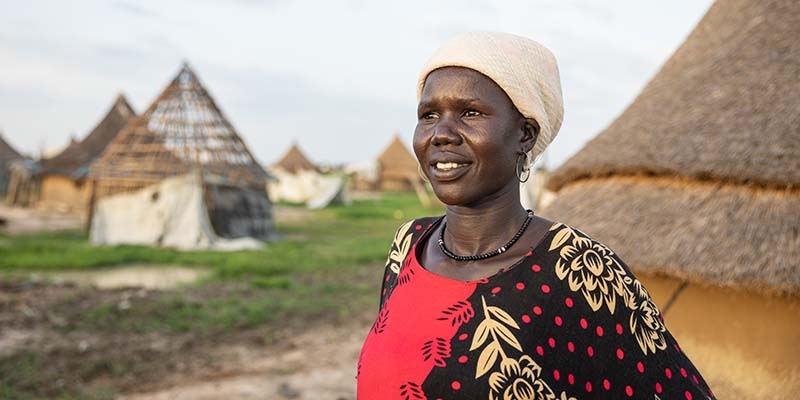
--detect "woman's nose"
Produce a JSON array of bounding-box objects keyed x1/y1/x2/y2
[{"x1": 431, "y1": 117, "x2": 462, "y2": 146}]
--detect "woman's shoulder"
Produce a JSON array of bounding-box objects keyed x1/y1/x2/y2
[
  {"x1": 542, "y1": 220, "x2": 625, "y2": 262},
  {"x1": 389, "y1": 215, "x2": 442, "y2": 241}
]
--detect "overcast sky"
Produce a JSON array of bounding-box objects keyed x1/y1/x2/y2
[{"x1": 0, "y1": 0, "x2": 713, "y2": 168}]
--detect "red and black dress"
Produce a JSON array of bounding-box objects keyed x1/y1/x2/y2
[{"x1": 358, "y1": 217, "x2": 715, "y2": 400}]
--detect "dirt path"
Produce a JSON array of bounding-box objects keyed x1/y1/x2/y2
[{"x1": 120, "y1": 321, "x2": 369, "y2": 400}]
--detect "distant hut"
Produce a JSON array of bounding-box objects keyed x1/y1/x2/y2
[
  {"x1": 274, "y1": 142, "x2": 319, "y2": 174},
  {"x1": 541, "y1": 1, "x2": 799, "y2": 398},
  {"x1": 375, "y1": 134, "x2": 421, "y2": 192},
  {"x1": 269, "y1": 143, "x2": 349, "y2": 208},
  {"x1": 0, "y1": 132, "x2": 24, "y2": 198},
  {"x1": 89, "y1": 63, "x2": 275, "y2": 247},
  {"x1": 37, "y1": 94, "x2": 135, "y2": 212}
]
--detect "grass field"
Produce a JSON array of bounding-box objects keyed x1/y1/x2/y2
[{"x1": 0, "y1": 192, "x2": 444, "y2": 398}]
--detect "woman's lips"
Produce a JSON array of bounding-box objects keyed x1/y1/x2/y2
[{"x1": 429, "y1": 161, "x2": 471, "y2": 181}]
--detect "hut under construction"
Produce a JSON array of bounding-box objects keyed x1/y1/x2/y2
[
  {"x1": 89, "y1": 63, "x2": 275, "y2": 246},
  {"x1": 37, "y1": 94, "x2": 136, "y2": 212},
  {"x1": 541, "y1": 1, "x2": 799, "y2": 398}
]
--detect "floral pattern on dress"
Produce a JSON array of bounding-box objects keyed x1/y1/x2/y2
[
  {"x1": 470, "y1": 296, "x2": 570, "y2": 400},
  {"x1": 628, "y1": 279, "x2": 668, "y2": 355},
  {"x1": 549, "y1": 223, "x2": 668, "y2": 356},
  {"x1": 386, "y1": 220, "x2": 414, "y2": 274}
]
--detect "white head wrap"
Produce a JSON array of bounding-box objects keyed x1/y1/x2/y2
[{"x1": 417, "y1": 31, "x2": 564, "y2": 158}]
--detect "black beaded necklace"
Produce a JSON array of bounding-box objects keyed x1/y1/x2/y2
[{"x1": 438, "y1": 210, "x2": 534, "y2": 262}]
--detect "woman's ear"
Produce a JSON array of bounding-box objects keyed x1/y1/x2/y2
[{"x1": 521, "y1": 119, "x2": 540, "y2": 153}]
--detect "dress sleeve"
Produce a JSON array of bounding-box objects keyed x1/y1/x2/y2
[{"x1": 545, "y1": 224, "x2": 716, "y2": 399}]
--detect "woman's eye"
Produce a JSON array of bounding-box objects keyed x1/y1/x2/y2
[
  {"x1": 420, "y1": 112, "x2": 438, "y2": 120},
  {"x1": 463, "y1": 109, "x2": 481, "y2": 117}
]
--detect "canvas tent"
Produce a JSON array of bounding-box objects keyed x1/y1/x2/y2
[
  {"x1": 0, "y1": 133, "x2": 24, "y2": 198},
  {"x1": 269, "y1": 143, "x2": 349, "y2": 208},
  {"x1": 89, "y1": 63, "x2": 276, "y2": 248},
  {"x1": 540, "y1": 1, "x2": 799, "y2": 398},
  {"x1": 37, "y1": 94, "x2": 136, "y2": 212}
]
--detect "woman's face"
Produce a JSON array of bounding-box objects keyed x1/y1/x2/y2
[{"x1": 414, "y1": 67, "x2": 529, "y2": 207}]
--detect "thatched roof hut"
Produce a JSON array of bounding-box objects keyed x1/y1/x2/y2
[
  {"x1": 376, "y1": 134, "x2": 420, "y2": 192},
  {"x1": 41, "y1": 94, "x2": 136, "y2": 179},
  {"x1": 274, "y1": 143, "x2": 318, "y2": 173},
  {"x1": 89, "y1": 62, "x2": 275, "y2": 241},
  {"x1": 0, "y1": 132, "x2": 24, "y2": 197},
  {"x1": 35, "y1": 94, "x2": 136, "y2": 212},
  {"x1": 541, "y1": 1, "x2": 799, "y2": 397}
]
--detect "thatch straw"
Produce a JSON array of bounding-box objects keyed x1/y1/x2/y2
[
  {"x1": 548, "y1": 0, "x2": 800, "y2": 192},
  {"x1": 376, "y1": 134, "x2": 420, "y2": 190},
  {"x1": 40, "y1": 94, "x2": 135, "y2": 178},
  {"x1": 0, "y1": 133, "x2": 23, "y2": 163},
  {"x1": 274, "y1": 143, "x2": 318, "y2": 173},
  {"x1": 540, "y1": 176, "x2": 800, "y2": 295},
  {"x1": 89, "y1": 63, "x2": 268, "y2": 198}
]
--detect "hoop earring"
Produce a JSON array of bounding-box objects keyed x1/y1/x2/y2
[
  {"x1": 418, "y1": 164, "x2": 429, "y2": 182},
  {"x1": 516, "y1": 152, "x2": 531, "y2": 183}
]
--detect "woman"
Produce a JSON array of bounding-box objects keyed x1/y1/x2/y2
[{"x1": 358, "y1": 31, "x2": 714, "y2": 400}]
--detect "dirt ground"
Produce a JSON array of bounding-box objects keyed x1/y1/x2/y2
[
  {"x1": 0, "y1": 204, "x2": 374, "y2": 399},
  {"x1": 0, "y1": 276, "x2": 373, "y2": 399}
]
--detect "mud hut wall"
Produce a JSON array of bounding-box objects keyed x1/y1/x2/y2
[
  {"x1": 39, "y1": 175, "x2": 93, "y2": 212},
  {"x1": 639, "y1": 274, "x2": 800, "y2": 400}
]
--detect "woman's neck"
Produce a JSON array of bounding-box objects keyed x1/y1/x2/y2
[{"x1": 442, "y1": 202, "x2": 530, "y2": 256}]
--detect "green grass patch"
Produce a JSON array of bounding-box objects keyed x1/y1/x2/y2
[
  {"x1": 0, "y1": 192, "x2": 443, "y2": 278},
  {"x1": 2, "y1": 192, "x2": 443, "y2": 337}
]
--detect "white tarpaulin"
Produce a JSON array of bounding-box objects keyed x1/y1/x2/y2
[
  {"x1": 268, "y1": 169, "x2": 349, "y2": 209},
  {"x1": 90, "y1": 173, "x2": 263, "y2": 250}
]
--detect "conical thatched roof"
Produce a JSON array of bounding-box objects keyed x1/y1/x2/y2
[
  {"x1": 89, "y1": 63, "x2": 268, "y2": 198},
  {"x1": 0, "y1": 133, "x2": 23, "y2": 163},
  {"x1": 548, "y1": 0, "x2": 800, "y2": 192},
  {"x1": 41, "y1": 94, "x2": 135, "y2": 179},
  {"x1": 274, "y1": 143, "x2": 318, "y2": 173},
  {"x1": 542, "y1": 0, "x2": 800, "y2": 295},
  {"x1": 0, "y1": 133, "x2": 24, "y2": 196},
  {"x1": 376, "y1": 134, "x2": 418, "y2": 180}
]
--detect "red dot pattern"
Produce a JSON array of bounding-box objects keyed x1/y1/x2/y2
[{"x1": 366, "y1": 218, "x2": 716, "y2": 400}]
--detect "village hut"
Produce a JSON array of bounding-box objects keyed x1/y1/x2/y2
[
  {"x1": 375, "y1": 134, "x2": 422, "y2": 192},
  {"x1": 540, "y1": 1, "x2": 799, "y2": 398},
  {"x1": 0, "y1": 132, "x2": 24, "y2": 198},
  {"x1": 36, "y1": 94, "x2": 135, "y2": 212},
  {"x1": 268, "y1": 143, "x2": 349, "y2": 208},
  {"x1": 88, "y1": 62, "x2": 275, "y2": 248},
  {"x1": 274, "y1": 142, "x2": 319, "y2": 174}
]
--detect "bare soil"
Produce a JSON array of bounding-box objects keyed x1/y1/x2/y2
[{"x1": 0, "y1": 279, "x2": 373, "y2": 399}]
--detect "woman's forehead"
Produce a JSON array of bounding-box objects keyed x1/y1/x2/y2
[{"x1": 420, "y1": 67, "x2": 513, "y2": 106}]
